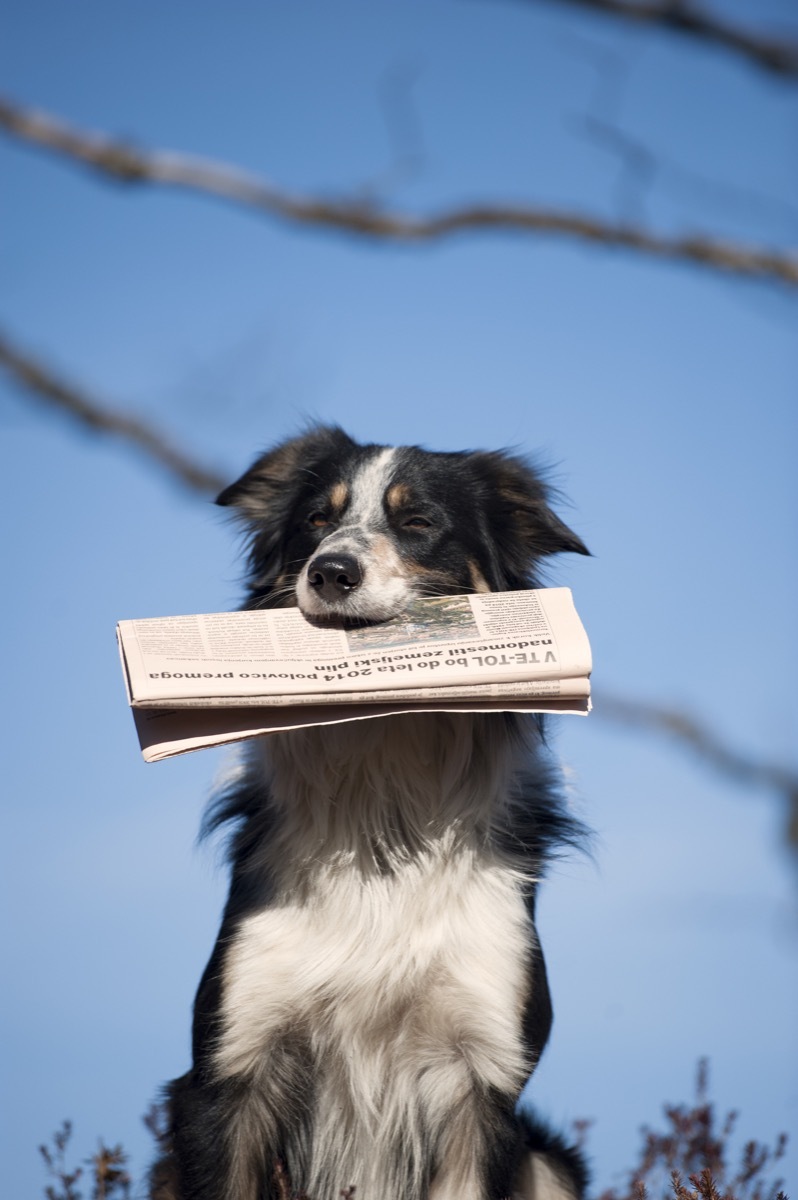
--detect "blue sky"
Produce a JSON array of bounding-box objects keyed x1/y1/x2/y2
[{"x1": 1, "y1": 2, "x2": 796, "y2": 1195}]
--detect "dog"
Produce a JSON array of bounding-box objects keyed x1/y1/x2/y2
[{"x1": 151, "y1": 425, "x2": 590, "y2": 1200}]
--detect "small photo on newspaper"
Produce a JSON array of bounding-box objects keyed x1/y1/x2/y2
[{"x1": 116, "y1": 587, "x2": 592, "y2": 762}]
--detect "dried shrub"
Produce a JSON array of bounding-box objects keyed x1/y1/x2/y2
[{"x1": 597, "y1": 1061, "x2": 788, "y2": 1200}]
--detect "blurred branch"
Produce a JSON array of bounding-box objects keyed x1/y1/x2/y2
[
  {"x1": 527, "y1": 0, "x2": 798, "y2": 78},
  {"x1": 1, "y1": 96, "x2": 797, "y2": 287},
  {"x1": 597, "y1": 692, "x2": 798, "y2": 854},
  {"x1": 0, "y1": 330, "x2": 226, "y2": 495},
  {"x1": 561, "y1": 37, "x2": 798, "y2": 260}
]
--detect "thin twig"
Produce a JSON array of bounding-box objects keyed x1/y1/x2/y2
[
  {"x1": 524, "y1": 0, "x2": 798, "y2": 78},
  {"x1": 1, "y1": 96, "x2": 796, "y2": 287},
  {"x1": 0, "y1": 329, "x2": 226, "y2": 495},
  {"x1": 596, "y1": 691, "x2": 798, "y2": 851}
]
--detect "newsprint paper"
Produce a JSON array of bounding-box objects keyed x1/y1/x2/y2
[{"x1": 117, "y1": 588, "x2": 592, "y2": 762}]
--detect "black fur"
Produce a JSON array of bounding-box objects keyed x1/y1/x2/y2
[{"x1": 152, "y1": 427, "x2": 590, "y2": 1200}]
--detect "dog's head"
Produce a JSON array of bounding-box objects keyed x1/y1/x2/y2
[{"x1": 217, "y1": 426, "x2": 589, "y2": 621}]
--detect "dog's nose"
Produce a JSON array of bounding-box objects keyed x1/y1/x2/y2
[{"x1": 307, "y1": 553, "x2": 363, "y2": 598}]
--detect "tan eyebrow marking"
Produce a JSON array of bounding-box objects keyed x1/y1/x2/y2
[
  {"x1": 329, "y1": 482, "x2": 349, "y2": 511},
  {"x1": 386, "y1": 483, "x2": 412, "y2": 511}
]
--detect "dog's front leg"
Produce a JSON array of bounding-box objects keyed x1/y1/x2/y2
[
  {"x1": 158, "y1": 1069, "x2": 290, "y2": 1200},
  {"x1": 427, "y1": 1082, "x2": 522, "y2": 1200},
  {"x1": 423, "y1": 903, "x2": 551, "y2": 1199},
  {"x1": 156, "y1": 919, "x2": 313, "y2": 1200},
  {"x1": 158, "y1": 1004, "x2": 311, "y2": 1200}
]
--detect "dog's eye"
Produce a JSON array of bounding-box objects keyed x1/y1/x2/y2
[
  {"x1": 403, "y1": 517, "x2": 431, "y2": 530},
  {"x1": 308, "y1": 512, "x2": 332, "y2": 528}
]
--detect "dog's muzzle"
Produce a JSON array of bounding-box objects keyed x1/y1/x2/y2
[{"x1": 306, "y1": 552, "x2": 363, "y2": 602}]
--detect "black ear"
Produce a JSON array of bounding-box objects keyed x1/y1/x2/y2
[
  {"x1": 217, "y1": 425, "x2": 356, "y2": 597},
  {"x1": 468, "y1": 450, "x2": 589, "y2": 586},
  {"x1": 217, "y1": 424, "x2": 356, "y2": 515}
]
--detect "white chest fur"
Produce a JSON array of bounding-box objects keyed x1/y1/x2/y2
[
  {"x1": 217, "y1": 846, "x2": 532, "y2": 1085},
  {"x1": 212, "y1": 714, "x2": 541, "y2": 1199}
]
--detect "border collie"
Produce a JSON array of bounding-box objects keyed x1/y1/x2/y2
[{"x1": 152, "y1": 426, "x2": 590, "y2": 1200}]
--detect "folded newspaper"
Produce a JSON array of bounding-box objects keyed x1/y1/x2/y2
[{"x1": 117, "y1": 588, "x2": 592, "y2": 762}]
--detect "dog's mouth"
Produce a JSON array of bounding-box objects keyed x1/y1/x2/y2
[
  {"x1": 297, "y1": 586, "x2": 409, "y2": 629},
  {"x1": 299, "y1": 609, "x2": 393, "y2": 631}
]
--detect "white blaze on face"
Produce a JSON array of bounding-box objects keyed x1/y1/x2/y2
[
  {"x1": 339, "y1": 447, "x2": 397, "y2": 532},
  {"x1": 296, "y1": 447, "x2": 414, "y2": 620}
]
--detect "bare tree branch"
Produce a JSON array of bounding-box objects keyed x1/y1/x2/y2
[
  {"x1": 1, "y1": 96, "x2": 796, "y2": 287},
  {"x1": 525, "y1": 0, "x2": 798, "y2": 78},
  {"x1": 596, "y1": 692, "x2": 798, "y2": 852},
  {"x1": 0, "y1": 330, "x2": 226, "y2": 495}
]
